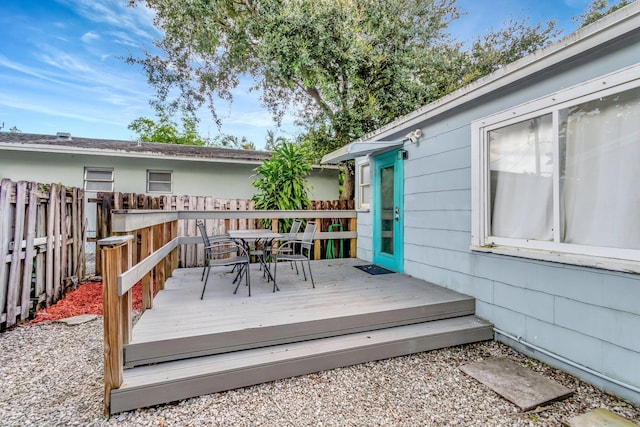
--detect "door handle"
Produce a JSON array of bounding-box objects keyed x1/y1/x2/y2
[{"x1": 394, "y1": 206, "x2": 400, "y2": 221}]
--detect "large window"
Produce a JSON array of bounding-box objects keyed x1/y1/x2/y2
[
  {"x1": 84, "y1": 168, "x2": 114, "y2": 192},
  {"x1": 147, "y1": 170, "x2": 173, "y2": 193},
  {"x1": 472, "y1": 66, "x2": 640, "y2": 269}
]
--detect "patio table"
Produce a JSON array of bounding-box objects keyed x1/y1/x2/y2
[{"x1": 228, "y1": 229, "x2": 283, "y2": 289}]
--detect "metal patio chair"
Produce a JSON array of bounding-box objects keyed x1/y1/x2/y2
[
  {"x1": 272, "y1": 218, "x2": 302, "y2": 272},
  {"x1": 198, "y1": 221, "x2": 251, "y2": 298},
  {"x1": 272, "y1": 220, "x2": 317, "y2": 292},
  {"x1": 197, "y1": 221, "x2": 232, "y2": 281}
]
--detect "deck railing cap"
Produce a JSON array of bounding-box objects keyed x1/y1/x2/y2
[{"x1": 98, "y1": 235, "x2": 134, "y2": 247}]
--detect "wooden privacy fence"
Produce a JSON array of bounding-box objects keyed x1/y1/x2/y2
[
  {"x1": 98, "y1": 208, "x2": 357, "y2": 414},
  {"x1": 0, "y1": 179, "x2": 86, "y2": 329},
  {"x1": 94, "y1": 192, "x2": 355, "y2": 274}
]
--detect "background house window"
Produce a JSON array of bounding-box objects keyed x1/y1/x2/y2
[
  {"x1": 358, "y1": 162, "x2": 371, "y2": 210},
  {"x1": 147, "y1": 170, "x2": 173, "y2": 193},
  {"x1": 472, "y1": 68, "x2": 640, "y2": 267},
  {"x1": 84, "y1": 168, "x2": 114, "y2": 191}
]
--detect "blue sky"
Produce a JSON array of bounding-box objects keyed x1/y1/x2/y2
[{"x1": 0, "y1": 0, "x2": 594, "y2": 150}]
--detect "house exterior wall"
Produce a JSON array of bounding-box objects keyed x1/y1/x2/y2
[
  {"x1": 356, "y1": 36, "x2": 640, "y2": 403},
  {"x1": 0, "y1": 150, "x2": 339, "y2": 201}
]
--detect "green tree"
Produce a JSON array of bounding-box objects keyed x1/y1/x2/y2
[
  {"x1": 211, "y1": 134, "x2": 256, "y2": 150},
  {"x1": 129, "y1": 0, "x2": 557, "y2": 198},
  {"x1": 128, "y1": 105, "x2": 209, "y2": 145},
  {"x1": 251, "y1": 142, "x2": 311, "y2": 229},
  {"x1": 264, "y1": 130, "x2": 287, "y2": 152},
  {"x1": 573, "y1": 0, "x2": 634, "y2": 27}
]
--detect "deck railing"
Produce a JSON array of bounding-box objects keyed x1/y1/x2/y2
[{"x1": 98, "y1": 209, "x2": 356, "y2": 414}]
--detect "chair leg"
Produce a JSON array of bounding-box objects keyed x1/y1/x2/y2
[
  {"x1": 246, "y1": 262, "x2": 251, "y2": 297},
  {"x1": 232, "y1": 264, "x2": 243, "y2": 284},
  {"x1": 300, "y1": 261, "x2": 307, "y2": 281},
  {"x1": 307, "y1": 258, "x2": 315, "y2": 288},
  {"x1": 201, "y1": 265, "x2": 212, "y2": 299},
  {"x1": 201, "y1": 264, "x2": 206, "y2": 281},
  {"x1": 233, "y1": 264, "x2": 245, "y2": 294},
  {"x1": 273, "y1": 257, "x2": 278, "y2": 292}
]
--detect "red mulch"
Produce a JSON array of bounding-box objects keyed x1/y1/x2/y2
[{"x1": 30, "y1": 281, "x2": 144, "y2": 324}]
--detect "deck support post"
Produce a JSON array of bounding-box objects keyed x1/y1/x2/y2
[
  {"x1": 99, "y1": 235, "x2": 134, "y2": 416},
  {"x1": 314, "y1": 217, "x2": 322, "y2": 260},
  {"x1": 141, "y1": 226, "x2": 154, "y2": 310},
  {"x1": 154, "y1": 224, "x2": 166, "y2": 291},
  {"x1": 170, "y1": 220, "x2": 179, "y2": 273},
  {"x1": 349, "y1": 217, "x2": 357, "y2": 258}
]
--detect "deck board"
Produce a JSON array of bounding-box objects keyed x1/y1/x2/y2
[
  {"x1": 113, "y1": 315, "x2": 493, "y2": 413},
  {"x1": 125, "y1": 259, "x2": 476, "y2": 366}
]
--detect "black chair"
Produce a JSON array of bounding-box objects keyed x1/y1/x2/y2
[
  {"x1": 272, "y1": 221, "x2": 317, "y2": 292},
  {"x1": 197, "y1": 221, "x2": 231, "y2": 281},
  {"x1": 198, "y1": 221, "x2": 251, "y2": 298}
]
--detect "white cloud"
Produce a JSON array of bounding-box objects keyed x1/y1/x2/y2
[
  {"x1": 36, "y1": 51, "x2": 95, "y2": 74},
  {"x1": 58, "y1": 0, "x2": 160, "y2": 41},
  {"x1": 0, "y1": 93, "x2": 124, "y2": 126},
  {"x1": 81, "y1": 31, "x2": 100, "y2": 43}
]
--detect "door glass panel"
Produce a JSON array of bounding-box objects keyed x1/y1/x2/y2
[{"x1": 380, "y1": 165, "x2": 395, "y2": 255}]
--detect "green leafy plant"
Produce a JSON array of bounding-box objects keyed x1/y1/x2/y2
[{"x1": 251, "y1": 142, "x2": 312, "y2": 229}]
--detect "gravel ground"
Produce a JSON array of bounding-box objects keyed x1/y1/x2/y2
[{"x1": 1, "y1": 317, "x2": 639, "y2": 427}]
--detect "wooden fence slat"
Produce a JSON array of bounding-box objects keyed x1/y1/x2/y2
[
  {"x1": 35, "y1": 203, "x2": 46, "y2": 305},
  {"x1": 72, "y1": 188, "x2": 79, "y2": 279},
  {"x1": 46, "y1": 184, "x2": 57, "y2": 304},
  {"x1": 196, "y1": 197, "x2": 205, "y2": 267},
  {"x1": 60, "y1": 185, "x2": 68, "y2": 288},
  {"x1": 20, "y1": 182, "x2": 38, "y2": 320},
  {"x1": 53, "y1": 184, "x2": 62, "y2": 301},
  {"x1": 0, "y1": 179, "x2": 13, "y2": 320},
  {"x1": 6, "y1": 181, "x2": 27, "y2": 326}
]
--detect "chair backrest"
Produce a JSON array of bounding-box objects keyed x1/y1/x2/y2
[
  {"x1": 300, "y1": 221, "x2": 317, "y2": 251},
  {"x1": 197, "y1": 221, "x2": 211, "y2": 247},
  {"x1": 287, "y1": 219, "x2": 302, "y2": 239}
]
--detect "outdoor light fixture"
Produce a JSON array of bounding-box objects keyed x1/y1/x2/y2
[{"x1": 405, "y1": 129, "x2": 422, "y2": 143}]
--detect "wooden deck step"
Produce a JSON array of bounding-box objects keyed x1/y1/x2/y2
[
  {"x1": 111, "y1": 315, "x2": 493, "y2": 414},
  {"x1": 124, "y1": 262, "x2": 476, "y2": 367}
]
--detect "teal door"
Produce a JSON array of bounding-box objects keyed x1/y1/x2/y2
[{"x1": 372, "y1": 149, "x2": 404, "y2": 272}]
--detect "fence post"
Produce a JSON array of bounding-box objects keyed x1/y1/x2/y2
[
  {"x1": 314, "y1": 217, "x2": 322, "y2": 260},
  {"x1": 99, "y1": 235, "x2": 133, "y2": 416},
  {"x1": 349, "y1": 217, "x2": 357, "y2": 258}
]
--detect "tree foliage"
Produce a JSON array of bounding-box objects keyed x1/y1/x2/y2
[
  {"x1": 128, "y1": 105, "x2": 209, "y2": 145},
  {"x1": 211, "y1": 134, "x2": 256, "y2": 150},
  {"x1": 573, "y1": 0, "x2": 634, "y2": 27},
  {"x1": 251, "y1": 142, "x2": 312, "y2": 228},
  {"x1": 130, "y1": 0, "x2": 558, "y2": 197}
]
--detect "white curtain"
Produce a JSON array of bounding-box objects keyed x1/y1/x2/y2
[
  {"x1": 490, "y1": 115, "x2": 554, "y2": 240},
  {"x1": 562, "y1": 87, "x2": 640, "y2": 249}
]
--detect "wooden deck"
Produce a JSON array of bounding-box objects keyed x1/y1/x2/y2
[{"x1": 111, "y1": 258, "x2": 493, "y2": 414}]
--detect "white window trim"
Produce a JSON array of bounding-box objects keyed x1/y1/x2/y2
[
  {"x1": 471, "y1": 62, "x2": 640, "y2": 273},
  {"x1": 147, "y1": 170, "x2": 173, "y2": 193},
  {"x1": 357, "y1": 160, "x2": 371, "y2": 211},
  {"x1": 83, "y1": 167, "x2": 114, "y2": 192}
]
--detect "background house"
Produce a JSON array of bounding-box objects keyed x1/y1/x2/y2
[
  {"x1": 0, "y1": 132, "x2": 339, "y2": 252},
  {"x1": 323, "y1": 3, "x2": 640, "y2": 405}
]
